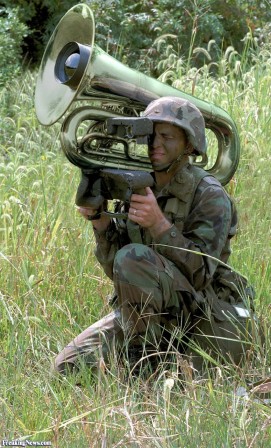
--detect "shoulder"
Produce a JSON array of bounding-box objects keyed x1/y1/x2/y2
[
  {"x1": 187, "y1": 165, "x2": 229, "y2": 203},
  {"x1": 189, "y1": 165, "x2": 221, "y2": 188},
  {"x1": 192, "y1": 174, "x2": 234, "y2": 220},
  {"x1": 188, "y1": 164, "x2": 226, "y2": 194},
  {"x1": 198, "y1": 174, "x2": 224, "y2": 192}
]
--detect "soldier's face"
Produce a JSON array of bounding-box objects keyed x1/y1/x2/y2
[{"x1": 148, "y1": 122, "x2": 188, "y2": 170}]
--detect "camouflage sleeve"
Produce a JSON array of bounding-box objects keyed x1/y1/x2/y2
[
  {"x1": 153, "y1": 179, "x2": 233, "y2": 290},
  {"x1": 93, "y1": 221, "x2": 121, "y2": 280}
]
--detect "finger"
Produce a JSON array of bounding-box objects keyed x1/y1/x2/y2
[
  {"x1": 132, "y1": 187, "x2": 155, "y2": 201},
  {"x1": 77, "y1": 206, "x2": 95, "y2": 212},
  {"x1": 132, "y1": 187, "x2": 153, "y2": 201},
  {"x1": 145, "y1": 186, "x2": 154, "y2": 196},
  {"x1": 128, "y1": 207, "x2": 140, "y2": 217},
  {"x1": 77, "y1": 206, "x2": 95, "y2": 215},
  {"x1": 77, "y1": 207, "x2": 99, "y2": 221},
  {"x1": 128, "y1": 211, "x2": 138, "y2": 222},
  {"x1": 130, "y1": 193, "x2": 146, "y2": 204},
  {"x1": 130, "y1": 201, "x2": 143, "y2": 212}
]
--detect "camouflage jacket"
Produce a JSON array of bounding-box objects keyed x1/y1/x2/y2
[{"x1": 93, "y1": 162, "x2": 239, "y2": 294}]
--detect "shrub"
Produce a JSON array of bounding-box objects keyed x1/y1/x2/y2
[{"x1": 0, "y1": 7, "x2": 29, "y2": 87}]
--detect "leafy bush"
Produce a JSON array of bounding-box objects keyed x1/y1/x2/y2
[
  {"x1": 2, "y1": 0, "x2": 271, "y2": 77},
  {"x1": 85, "y1": 0, "x2": 271, "y2": 77},
  {"x1": 0, "y1": 7, "x2": 29, "y2": 87},
  {"x1": 0, "y1": 0, "x2": 73, "y2": 64}
]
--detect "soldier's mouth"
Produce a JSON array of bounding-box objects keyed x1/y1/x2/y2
[{"x1": 149, "y1": 151, "x2": 165, "y2": 161}]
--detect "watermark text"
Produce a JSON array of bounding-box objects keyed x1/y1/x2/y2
[{"x1": 1, "y1": 441, "x2": 52, "y2": 447}]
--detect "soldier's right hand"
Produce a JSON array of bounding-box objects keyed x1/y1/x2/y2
[{"x1": 77, "y1": 206, "x2": 111, "y2": 232}]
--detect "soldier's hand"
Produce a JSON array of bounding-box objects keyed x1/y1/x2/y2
[
  {"x1": 77, "y1": 206, "x2": 111, "y2": 232},
  {"x1": 128, "y1": 187, "x2": 172, "y2": 237}
]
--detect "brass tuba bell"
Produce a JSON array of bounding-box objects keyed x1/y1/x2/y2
[{"x1": 35, "y1": 4, "x2": 240, "y2": 186}]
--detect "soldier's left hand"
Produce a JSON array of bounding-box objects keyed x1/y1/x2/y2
[{"x1": 128, "y1": 187, "x2": 172, "y2": 236}]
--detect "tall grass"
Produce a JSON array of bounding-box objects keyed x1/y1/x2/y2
[{"x1": 1, "y1": 39, "x2": 271, "y2": 447}]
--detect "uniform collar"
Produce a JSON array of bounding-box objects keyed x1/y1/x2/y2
[{"x1": 153, "y1": 162, "x2": 195, "y2": 202}]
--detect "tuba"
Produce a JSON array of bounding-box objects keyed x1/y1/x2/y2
[{"x1": 35, "y1": 4, "x2": 240, "y2": 186}]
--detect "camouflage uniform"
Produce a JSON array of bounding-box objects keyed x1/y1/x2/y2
[
  {"x1": 55, "y1": 162, "x2": 254, "y2": 373},
  {"x1": 55, "y1": 98, "x2": 255, "y2": 374}
]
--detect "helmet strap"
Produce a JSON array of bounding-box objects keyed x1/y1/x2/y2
[
  {"x1": 166, "y1": 153, "x2": 185, "y2": 173},
  {"x1": 165, "y1": 143, "x2": 193, "y2": 173},
  {"x1": 151, "y1": 142, "x2": 194, "y2": 173}
]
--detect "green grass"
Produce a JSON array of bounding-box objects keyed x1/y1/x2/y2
[{"x1": 1, "y1": 39, "x2": 271, "y2": 447}]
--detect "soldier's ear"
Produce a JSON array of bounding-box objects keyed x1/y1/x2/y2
[{"x1": 185, "y1": 142, "x2": 194, "y2": 155}]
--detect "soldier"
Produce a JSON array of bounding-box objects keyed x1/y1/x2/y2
[{"x1": 54, "y1": 96, "x2": 255, "y2": 375}]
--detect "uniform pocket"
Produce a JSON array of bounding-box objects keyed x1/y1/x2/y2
[{"x1": 154, "y1": 252, "x2": 175, "y2": 279}]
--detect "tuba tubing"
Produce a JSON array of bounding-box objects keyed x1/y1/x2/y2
[{"x1": 35, "y1": 4, "x2": 240, "y2": 186}]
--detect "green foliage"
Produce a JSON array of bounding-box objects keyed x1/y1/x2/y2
[
  {"x1": 86, "y1": 0, "x2": 271, "y2": 76},
  {"x1": 2, "y1": 0, "x2": 271, "y2": 78},
  {"x1": 0, "y1": 0, "x2": 74, "y2": 63},
  {"x1": 0, "y1": 7, "x2": 29, "y2": 87}
]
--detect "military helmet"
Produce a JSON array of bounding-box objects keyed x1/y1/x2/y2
[{"x1": 143, "y1": 96, "x2": 207, "y2": 156}]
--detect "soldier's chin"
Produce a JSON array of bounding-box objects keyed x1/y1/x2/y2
[{"x1": 151, "y1": 161, "x2": 171, "y2": 172}]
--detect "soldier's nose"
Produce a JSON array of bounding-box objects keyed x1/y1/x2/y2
[{"x1": 152, "y1": 134, "x2": 163, "y2": 148}]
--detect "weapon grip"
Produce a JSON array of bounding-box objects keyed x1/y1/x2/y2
[
  {"x1": 133, "y1": 187, "x2": 148, "y2": 196},
  {"x1": 75, "y1": 171, "x2": 104, "y2": 209}
]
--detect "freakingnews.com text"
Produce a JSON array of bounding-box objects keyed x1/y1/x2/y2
[{"x1": 1, "y1": 441, "x2": 52, "y2": 447}]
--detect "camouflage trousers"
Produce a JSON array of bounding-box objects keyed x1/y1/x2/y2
[{"x1": 54, "y1": 243, "x2": 253, "y2": 374}]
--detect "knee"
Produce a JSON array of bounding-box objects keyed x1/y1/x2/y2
[
  {"x1": 114, "y1": 243, "x2": 148, "y2": 267},
  {"x1": 113, "y1": 243, "x2": 157, "y2": 279}
]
